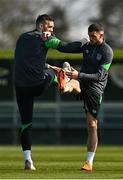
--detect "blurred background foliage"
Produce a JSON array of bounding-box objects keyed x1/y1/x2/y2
[
  {"x1": 0, "y1": 0, "x2": 123, "y2": 49},
  {"x1": 91, "y1": 0, "x2": 123, "y2": 48}
]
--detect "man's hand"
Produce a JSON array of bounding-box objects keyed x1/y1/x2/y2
[
  {"x1": 66, "y1": 69, "x2": 79, "y2": 79},
  {"x1": 41, "y1": 31, "x2": 51, "y2": 40},
  {"x1": 50, "y1": 65, "x2": 61, "y2": 73}
]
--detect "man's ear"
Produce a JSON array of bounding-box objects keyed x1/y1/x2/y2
[{"x1": 39, "y1": 23, "x2": 43, "y2": 30}]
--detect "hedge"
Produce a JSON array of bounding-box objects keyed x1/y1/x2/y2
[{"x1": 0, "y1": 49, "x2": 123, "y2": 59}]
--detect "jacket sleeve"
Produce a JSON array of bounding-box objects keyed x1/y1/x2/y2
[
  {"x1": 78, "y1": 66, "x2": 108, "y2": 81},
  {"x1": 78, "y1": 46, "x2": 113, "y2": 82},
  {"x1": 57, "y1": 41, "x2": 83, "y2": 53},
  {"x1": 44, "y1": 36, "x2": 84, "y2": 53}
]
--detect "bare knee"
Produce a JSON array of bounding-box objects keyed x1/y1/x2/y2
[
  {"x1": 87, "y1": 113, "x2": 97, "y2": 129},
  {"x1": 67, "y1": 79, "x2": 81, "y2": 93},
  {"x1": 69, "y1": 79, "x2": 79, "y2": 86}
]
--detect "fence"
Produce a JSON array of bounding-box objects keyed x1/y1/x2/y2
[
  {"x1": 0, "y1": 59, "x2": 123, "y2": 144},
  {"x1": 0, "y1": 100, "x2": 123, "y2": 144}
]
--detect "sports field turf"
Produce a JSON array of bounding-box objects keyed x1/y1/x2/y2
[{"x1": 0, "y1": 145, "x2": 123, "y2": 179}]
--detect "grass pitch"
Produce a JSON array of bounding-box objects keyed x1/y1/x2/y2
[{"x1": 0, "y1": 145, "x2": 123, "y2": 179}]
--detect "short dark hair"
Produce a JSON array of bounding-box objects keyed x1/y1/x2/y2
[
  {"x1": 88, "y1": 23, "x2": 104, "y2": 32},
  {"x1": 36, "y1": 14, "x2": 54, "y2": 26}
]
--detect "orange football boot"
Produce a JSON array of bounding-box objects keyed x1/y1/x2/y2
[
  {"x1": 57, "y1": 69, "x2": 66, "y2": 91},
  {"x1": 81, "y1": 161, "x2": 92, "y2": 172}
]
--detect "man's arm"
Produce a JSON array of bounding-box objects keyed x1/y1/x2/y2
[
  {"x1": 57, "y1": 41, "x2": 83, "y2": 53},
  {"x1": 67, "y1": 66, "x2": 110, "y2": 81},
  {"x1": 78, "y1": 66, "x2": 110, "y2": 81},
  {"x1": 45, "y1": 63, "x2": 61, "y2": 73},
  {"x1": 44, "y1": 36, "x2": 84, "y2": 53},
  {"x1": 67, "y1": 46, "x2": 113, "y2": 81}
]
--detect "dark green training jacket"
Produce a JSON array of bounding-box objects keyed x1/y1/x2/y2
[{"x1": 14, "y1": 29, "x2": 48, "y2": 87}]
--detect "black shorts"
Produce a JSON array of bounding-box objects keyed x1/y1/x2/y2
[{"x1": 80, "y1": 89, "x2": 102, "y2": 118}]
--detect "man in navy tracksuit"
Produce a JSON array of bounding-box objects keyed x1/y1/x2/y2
[{"x1": 14, "y1": 14, "x2": 58, "y2": 170}]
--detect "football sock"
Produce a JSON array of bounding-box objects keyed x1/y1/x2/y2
[
  {"x1": 86, "y1": 152, "x2": 95, "y2": 164},
  {"x1": 23, "y1": 150, "x2": 33, "y2": 164}
]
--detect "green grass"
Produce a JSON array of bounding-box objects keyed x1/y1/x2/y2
[
  {"x1": 1, "y1": 48, "x2": 123, "y2": 59},
  {"x1": 0, "y1": 49, "x2": 14, "y2": 59},
  {"x1": 0, "y1": 145, "x2": 123, "y2": 179}
]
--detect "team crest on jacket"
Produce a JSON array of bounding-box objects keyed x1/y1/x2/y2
[
  {"x1": 96, "y1": 53, "x2": 102, "y2": 61},
  {"x1": 85, "y1": 49, "x2": 89, "y2": 53}
]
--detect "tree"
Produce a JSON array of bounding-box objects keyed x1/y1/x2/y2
[
  {"x1": 0, "y1": 0, "x2": 35, "y2": 48},
  {"x1": 49, "y1": 5, "x2": 69, "y2": 41},
  {"x1": 0, "y1": 0, "x2": 69, "y2": 48},
  {"x1": 90, "y1": 0, "x2": 123, "y2": 48}
]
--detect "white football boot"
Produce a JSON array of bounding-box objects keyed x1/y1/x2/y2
[
  {"x1": 62, "y1": 61, "x2": 72, "y2": 82},
  {"x1": 25, "y1": 160, "x2": 36, "y2": 170}
]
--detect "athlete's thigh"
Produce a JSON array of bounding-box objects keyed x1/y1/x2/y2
[{"x1": 43, "y1": 68, "x2": 56, "y2": 90}]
